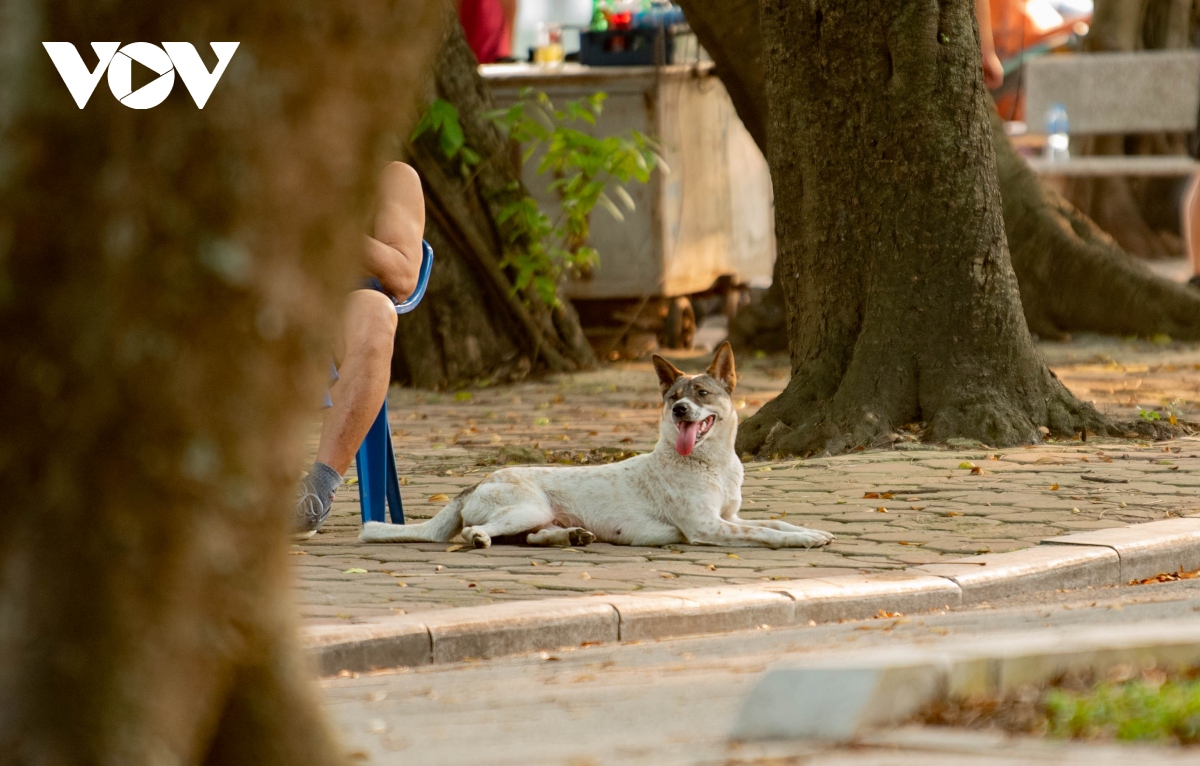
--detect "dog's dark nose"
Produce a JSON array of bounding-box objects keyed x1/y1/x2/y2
[{"x1": 672, "y1": 403, "x2": 688, "y2": 418}]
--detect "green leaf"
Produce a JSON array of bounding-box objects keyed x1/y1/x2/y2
[
  {"x1": 473, "y1": 87, "x2": 660, "y2": 314},
  {"x1": 438, "y1": 117, "x2": 465, "y2": 160},
  {"x1": 459, "y1": 146, "x2": 482, "y2": 166}
]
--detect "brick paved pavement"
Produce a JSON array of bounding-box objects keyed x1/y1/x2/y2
[{"x1": 294, "y1": 336, "x2": 1200, "y2": 625}]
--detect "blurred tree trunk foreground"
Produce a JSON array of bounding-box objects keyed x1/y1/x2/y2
[
  {"x1": 679, "y1": 0, "x2": 1200, "y2": 352},
  {"x1": 0, "y1": 1, "x2": 441, "y2": 763},
  {"x1": 729, "y1": 0, "x2": 1115, "y2": 456}
]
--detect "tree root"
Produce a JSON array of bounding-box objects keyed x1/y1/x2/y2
[
  {"x1": 737, "y1": 365, "x2": 1119, "y2": 458},
  {"x1": 738, "y1": 366, "x2": 1189, "y2": 457}
]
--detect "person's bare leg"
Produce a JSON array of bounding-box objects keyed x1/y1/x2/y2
[
  {"x1": 318, "y1": 289, "x2": 398, "y2": 474},
  {"x1": 1184, "y1": 169, "x2": 1200, "y2": 284},
  {"x1": 297, "y1": 162, "x2": 423, "y2": 535},
  {"x1": 295, "y1": 289, "x2": 398, "y2": 535}
]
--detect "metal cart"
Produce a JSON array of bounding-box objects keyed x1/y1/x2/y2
[{"x1": 483, "y1": 61, "x2": 775, "y2": 352}]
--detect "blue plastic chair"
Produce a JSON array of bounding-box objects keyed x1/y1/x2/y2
[{"x1": 328, "y1": 240, "x2": 434, "y2": 526}]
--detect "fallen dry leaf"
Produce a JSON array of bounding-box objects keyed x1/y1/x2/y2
[
  {"x1": 1049, "y1": 483, "x2": 1059, "y2": 491},
  {"x1": 1131, "y1": 567, "x2": 1200, "y2": 585},
  {"x1": 970, "y1": 466, "x2": 983, "y2": 475},
  {"x1": 342, "y1": 568, "x2": 368, "y2": 574},
  {"x1": 429, "y1": 493, "x2": 450, "y2": 502},
  {"x1": 445, "y1": 544, "x2": 464, "y2": 553}
]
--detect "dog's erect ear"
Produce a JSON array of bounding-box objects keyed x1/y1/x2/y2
[
  {"x1": 706, "y1": 341, "x2": 737, "y2": 393},
  {"x1": 652, "y1": 354, "x2": 685, "y2": 396}
]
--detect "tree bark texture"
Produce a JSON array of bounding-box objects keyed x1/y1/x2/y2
[
  {"x1": 679, "y1": 0, "x2": 1200, "y2": 351},
  {"x1": 1064, "y1": 0, "x2": 1197, "y2": 259},
  {"x1": 738, "y1": 0, "x2": 1108, "y2": 457},
  {"x1": 394, "y1": 19, "x2": 595, "y2": 389},
  {"x1": 0, "y1": 1, "x2": 442, "y2": 763}
]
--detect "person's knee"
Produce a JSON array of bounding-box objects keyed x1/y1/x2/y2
[
  {"x1": 346, "y1": 290, "x2": 398, "y2": 355},
  {"x1": 385, "y1": 161, "x2": 420, "y2": 188}
]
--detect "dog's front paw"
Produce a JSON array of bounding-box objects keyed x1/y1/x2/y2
[
  {"x1": 566, "y1": 527, "x2": 596, "y2": 547},
  {"x1": 805, "y1": 529, "x2": 835, "y2": 548},
  {"x1": 462, "y1": 527, "x2": 492, "y2": 549}
]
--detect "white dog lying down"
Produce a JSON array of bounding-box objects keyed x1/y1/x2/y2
[{"x1": 360, "y1": 343, "x2": 834, "y2": 549}]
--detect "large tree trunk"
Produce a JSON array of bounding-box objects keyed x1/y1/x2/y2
[
  {"x1": 1063, "y1": 0, "x2": 1196, "y2": 259},
  {"x1": 393, "y1": 20, "x2": 595, "y2": 389},
  {"x1": 737, "y1": 0, "x2": 1108, "y2": 457},
  {"x1": 680, "y1": 0, "x2": 1200, "y2": 351},
  {"x1": 0, "y1": 1, "x2": 441, "y2": 762}
]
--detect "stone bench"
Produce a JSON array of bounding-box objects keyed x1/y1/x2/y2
[{"x1": 1024, "y1": 50, "x2": 1200, "y2": 177}]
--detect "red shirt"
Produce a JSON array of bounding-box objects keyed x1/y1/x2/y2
[{"x1": 459, "y1": 0, "x2": 511, "y2": 64}]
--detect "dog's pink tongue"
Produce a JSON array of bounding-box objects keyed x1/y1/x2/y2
[{"x1": 676, "y1": 421, "x2": 701, "y2": 456}]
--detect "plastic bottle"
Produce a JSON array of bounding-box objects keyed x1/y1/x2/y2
[{"x1": 1045, "y1": 102, "x2": 1070, "y2": 162}]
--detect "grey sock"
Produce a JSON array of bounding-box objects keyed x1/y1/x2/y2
[{"x1": 295, "y1": 462, "x2": 341, "y2": 535}]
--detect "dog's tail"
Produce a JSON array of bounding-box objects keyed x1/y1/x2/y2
[{"x1": 358, "y1": 485, "x2": 474, "y2": 543}]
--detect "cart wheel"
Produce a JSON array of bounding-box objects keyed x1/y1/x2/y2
[{"x1": 662, "y1": 297, "x2": 696, "y2": 350}]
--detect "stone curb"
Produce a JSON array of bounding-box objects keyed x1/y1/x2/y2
[
  {"x1": 731, "y1": 619, "x2": 1200, "y2": 742},
  {"x1": 305, "y1": 516, "x2": 1200, "y2": 676}
]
